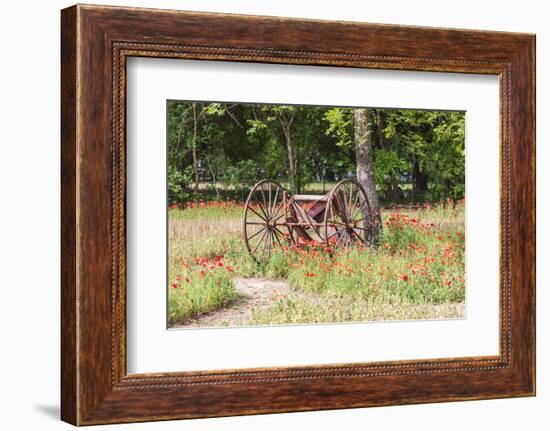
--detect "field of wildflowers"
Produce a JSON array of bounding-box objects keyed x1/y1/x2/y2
[{"x1": 168, "y1": 199, "x2": 465, "y2": 327}]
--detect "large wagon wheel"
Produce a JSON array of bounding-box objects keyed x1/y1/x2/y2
[
  {"x1": 243, "y1": 179, "x2": 288, "y2": 262},
  {"x1": 323, "y1": 178, "x2": 371, "y2": 250}
]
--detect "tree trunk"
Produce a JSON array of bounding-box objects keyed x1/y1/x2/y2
[
  {"x1": 191, "y1": 102, "x2": 199, "y2": 199},
  {"x1": 354, "y1": 109, "x2": 382, "y2": 246},
  {"x1": 285, "y1": 133, "x2": 297, "y2": 193},
  {"x1": 413, "y1": 158, "x2": 429, "y2": 197},
  {"x1": 279, "y1": 112, "x2": 298, "y2": 193},
  {"x1": 204, "y1": 154, "x2": 220, "y2": 199}
]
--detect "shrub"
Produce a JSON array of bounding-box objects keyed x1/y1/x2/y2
[{"x1": 168, "y1": 165, "x2": 194, "y2": 203}]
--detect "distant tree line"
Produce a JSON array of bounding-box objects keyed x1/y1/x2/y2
[{"x1": 167, "y1": 101, "x2": 465, "y2": 205}]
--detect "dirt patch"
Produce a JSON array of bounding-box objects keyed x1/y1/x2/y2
[
  {"x1": 173, "y1": 277, "x2": 465, "y2": 328},
  {"x1": 176, "y1": 277, "x2": 291, "y2": 328}
]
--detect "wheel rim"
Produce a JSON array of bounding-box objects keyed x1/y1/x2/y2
[
  {"x1": 324, "y1": 179, "x2": 371, "y2": 250},
  {"x1": 243, "y1": 180, "x2": 288, "y2": 262}
]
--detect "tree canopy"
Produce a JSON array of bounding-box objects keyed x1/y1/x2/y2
[{"x1": 167, "y1": 101, "x2": 465, "y2": 204}]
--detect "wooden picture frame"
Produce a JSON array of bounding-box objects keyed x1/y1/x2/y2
[{"x1": 61, "y1": 4, "x2": 535, "y2": 425}]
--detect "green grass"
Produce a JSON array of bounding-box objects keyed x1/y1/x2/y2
[
  {"x1": 168, "y1": 264, "x2": 237, "y2": 324},
  {"x1": 249, "y1": 296, "x2": 463, "y2": 326},
  {"x1": 168, "y1": 201, "x2": 465, "y2": 326}
]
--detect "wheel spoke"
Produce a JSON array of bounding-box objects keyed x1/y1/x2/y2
[
  {"x1": 329, "y1": 200, "x2": 344, "y2": 224},
  {"x1": 351, "y1": 197, "x2": 368, "y2": 226},
  {"x1": 272, "y1": 207, "x2": 289, "y2": 223},
  {"x1": 272, "y1": 228, "x2": 283, "y2": 246},
  {"x1": 350, "y1": 228, "x2": 366, "y2": 244},
  {"x1": 267, "y1": 230, "x2": 273, "y2": 257},
  {"x1": 244, "y1": 181, "x2": 289, "y2": 261},
  {"x1": 335, "y1": 229, "x2": 346, "y2": 248},
  {"x1": 341, "y1": 230, "x2": 349, "y2": 247},
  {"x1": 267, "y1": 183, "x2": 272, "y2": 217},
  {"x1": 247, "y1": 226, "x2": 267, "y2": 241},
  {"x1": 273, "y1": 226, "x2": 286, "y2": 239},
  {"x1": 252, "y1": 228, "x2": 269, "y2": 254},
  {"x1": 334, "y1": 192, "x2": 346, "y2": 223},
  {"x1": 271, "y1": 199, "x2": 285, "y2": 222},
  {"x1": 271, "y1": 186, "x2": 279, "y2": 217},
  {"x1": 347, "y1": 184, "x2": 354, "y2": 219},
  {"x1": 248, "y1": 227, "x2": 265, "y2": 250},
  {"x1": 248, "y1": 205, "x2": 267, "y2": 222},
  {"x1": 328, "y1": 212, "x2": 346, "y2": 226},
  {"x1": 259, "y1": 185, "x2": 270, "y2": 219},
  {"x1": 346, "y1": 230, "x2": 353, "y2": 246},
  {"x1": 327, "y1": 226, "x2": 345, "y2": 240},
  {"x1": 348, "y1": 225, "x2": 369, "y2": 232},
  {"x1": 327, "y1": 220, "x2": 348, "y2": 228},
  {"x1": 286, "y1": 226, "x2": 295, "y2": 244},
  {"x1": 350, "y1": 189, "x2": 360, "y2": 220},
  {"x1": 260, "y1": 229, "x2": 270, "y2": 257},
  {"x1": 323, "y1": 180, "x2": 373, "y2": 250}
]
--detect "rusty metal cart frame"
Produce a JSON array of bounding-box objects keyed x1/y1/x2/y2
[{"x1": 243, "y1": 178, "x2": 373, "y2": 261}]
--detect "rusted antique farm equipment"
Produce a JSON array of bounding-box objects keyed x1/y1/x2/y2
[{"x1": 243, "y1": 178, "x2": 374, "y2": 262}]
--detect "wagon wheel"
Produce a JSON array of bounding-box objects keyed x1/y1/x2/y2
[
  {"x1": 323, "y1": 178, "x2": 371, "y2": 250},
  {"x1": 243, "y1": 180, "x2": 289, "y2": 262}
]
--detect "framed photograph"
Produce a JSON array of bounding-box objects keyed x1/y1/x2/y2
[{"x1": 61, "y1": 4, "x2": 535, "y2": 425}]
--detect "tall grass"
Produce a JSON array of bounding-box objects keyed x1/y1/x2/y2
[
  {"x1": 168, "y1": 262, "x2": 237, "y2": 324},
  {"x1": 168, "y1": 201, "x2": 465, "y2": 326}
]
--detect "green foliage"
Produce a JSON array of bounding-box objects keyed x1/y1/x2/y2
[
  {"x1": 373, "y1": 148, "x2": 411, "y2": 195},
  {"x1": 246, "y1": 118, "x2": 268, "y2": 136},
  {"x1": 167, "y1": 100, "x2": 465, "y2": 205},
  {"x1": 168, "y1": 164, "x2": 193, "y2": 203},
  {"x1": 382, "y1": 110, "x2": 465, "y2": 201},
  {"x1": 225, "y1": 160, "x2": 261, "y2": 190},
  {"x1": 323, "y1": 107, "x2": 353, "y2": 148},
  {"x1": 426, "y1": 112, "x2": 466, "y2": 201}
]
